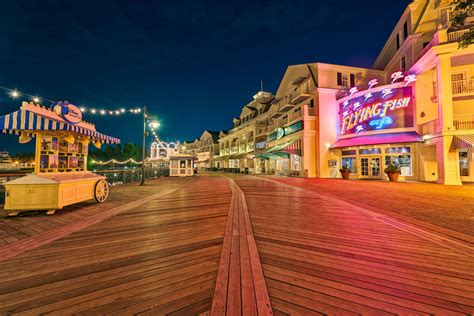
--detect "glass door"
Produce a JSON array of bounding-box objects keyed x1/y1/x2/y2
[{"x1": 360, "y1": 157, "x2": 382, "y2": 178}]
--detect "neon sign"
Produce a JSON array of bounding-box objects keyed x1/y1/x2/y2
[{"x1": 339, "y1": 86, "x2": 414, "y2": 136}]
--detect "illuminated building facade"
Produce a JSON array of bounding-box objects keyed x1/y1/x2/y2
[
  {"x1": 180, "y1": 130, "x2": 221, "y2": 170},
  {"x1": 320, "y1": 0, "x2": 474, "y2": 184}
]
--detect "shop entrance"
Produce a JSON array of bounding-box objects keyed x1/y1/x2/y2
[{"x1": 360, "y1": 156, "x2": 382, "y2": 178}]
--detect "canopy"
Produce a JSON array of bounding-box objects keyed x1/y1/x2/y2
[
  {"x1": 452, "y1": 135, "x2": 474, "y2": 150},
  {"x1": 331, "y1": 132, "x2": 422, "y2": 149},
  {"x1": 0, "y1": 107, "x2": 120, "y2": 144}
]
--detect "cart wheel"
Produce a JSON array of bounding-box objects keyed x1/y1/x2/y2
[{"x1": 94, "y1": 179, "x2": 109, "y2": 203}]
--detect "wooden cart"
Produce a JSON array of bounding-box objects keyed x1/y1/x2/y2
[{"x1": 0, "y1": 101, "x2": 120, "y2": 215}]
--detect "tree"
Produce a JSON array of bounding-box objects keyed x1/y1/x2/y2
[{"x1": 450, "y1": 0, "x2": 474, "y2": 48}]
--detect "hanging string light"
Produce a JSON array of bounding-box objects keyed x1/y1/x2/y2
[
  {"x1": 0, "y1": 84, "x2": 143, "y2": 116},
  {"x1": 91, "y1": 158, "x2": 143, "y2": 165}
]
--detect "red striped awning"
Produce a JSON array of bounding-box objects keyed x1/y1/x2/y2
[{"x1": 281, "y1": 139, "x2": 302, "y2": 156}]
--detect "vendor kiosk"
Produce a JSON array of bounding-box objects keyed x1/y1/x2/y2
[
  {"x1": 0, "y1": 101, "x2": 120, "y2": 215},
  {"x1": 169, "y1": 154, "x2": 196, "y2": 177}
]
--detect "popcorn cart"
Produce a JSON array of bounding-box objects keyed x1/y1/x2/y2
[{"x1": 0, "y1": 101, "x2": 120, "y2": 215}]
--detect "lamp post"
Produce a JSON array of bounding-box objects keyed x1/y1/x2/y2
[
  {"x1": 140, "y1": 106, "x2": 159, "y2": 186},
  {"x1": 140, "y1": 105, "x2": 147, "y2": 186}
]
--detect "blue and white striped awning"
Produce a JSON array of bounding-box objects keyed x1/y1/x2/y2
[{"x1": 0, "y1": 109, "x2": 120, "y2": 144}]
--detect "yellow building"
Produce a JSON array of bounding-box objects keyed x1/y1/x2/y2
[
  {"x1": 318, "y1": 0, "x2": 473, "y2": 185},
  {"x1": 217, "y1": 91, "x2": 274, "y2": 173},
  {"x1": 180, "y1": 130, "x2": 221, "y2": 170}
]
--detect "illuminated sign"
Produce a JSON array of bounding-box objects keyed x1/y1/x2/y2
[
  {"x1": 339, "y1": 86, "x2": 414, "y2": 136},
  {"x1": 52, "y1": 101, "x2": 83, "y2": 125},
  {"x1": 268, "y1": 121, "x2": 303, "y2": 141},
  {"x1": 276, "y1": 127, "x2": 285, "y2": 140}
]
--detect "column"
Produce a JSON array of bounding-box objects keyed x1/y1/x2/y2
[
  {"x1": 435, "y1": 135, "x2": 462, "y2": 185},
  {"x1": 435, "y1": 53, "x2": 461, "y2": 185},
  {"x1": 436, "y1": 53, "x2": 455, "y2": 132}
]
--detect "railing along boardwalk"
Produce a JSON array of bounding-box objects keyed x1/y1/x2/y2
[
  {"x1": 0, "y1": 177, "x2": 231, "y2": 315},
  {"x1": 211, "y1": 177, "x2": 272, "y2": 316},
  {"x1": 235, "y1": 176, "x2": 474, "y2": 315}
]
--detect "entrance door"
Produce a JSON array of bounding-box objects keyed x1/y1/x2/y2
[{"x1": 360, "y1": 157, "x2": 382, "y2": 178}]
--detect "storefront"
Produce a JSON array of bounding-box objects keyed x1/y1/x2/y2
[
  {"x1": 257, "y1": 121, "x2": 304, "y2": 177},
  {"x1": 329, "y1": 80, "x2": 423, "y2": 181}
]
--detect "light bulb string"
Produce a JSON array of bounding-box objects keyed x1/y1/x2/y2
[{"x1": 0, "y1": 83, "x2": 143, "y2": 116}]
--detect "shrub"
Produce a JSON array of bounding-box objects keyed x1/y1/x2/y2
[{"x1": 384, "y1": 163, "x2": 400, "y2": 174}]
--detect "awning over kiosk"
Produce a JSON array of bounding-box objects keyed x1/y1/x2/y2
[
  {"x1": 452, "y1": 135, "x2": 474, "y2": 149},
  {"x1": 331, "y1": 132, "x2": 422, "y2": 149},
  {"x1": 0, "y1": 107, "x2": 120, "y2": 144}
]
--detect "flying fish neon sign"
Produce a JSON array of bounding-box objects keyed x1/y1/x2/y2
[{"x1": 339, "y1": 86, "x2": 414, "y2": 136}]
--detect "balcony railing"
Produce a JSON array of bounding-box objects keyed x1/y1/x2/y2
[
  {"x1": 447, "y1": 28, "x2": 470, "y2": 43},
  {"x1": 454, "y1": 113, "x2": 474, "y2": 130},
  {"x1": 452, "y1": 79, "x2": 474, "y2": 96},
  {"x1": 420, "y1": 119, "x2": 438, "y2": 135}
]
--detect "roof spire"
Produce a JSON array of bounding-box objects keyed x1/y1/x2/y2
[{"x1": 260, "y1": 80, "x2": 264, "y2": 91}]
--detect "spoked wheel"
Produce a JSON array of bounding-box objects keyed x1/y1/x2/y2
[{"x1": 94, "y1": 179, "x2": 109, "y2": 203}]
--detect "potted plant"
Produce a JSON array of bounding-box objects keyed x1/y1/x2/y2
[
  {"x1": 339, "y1": 165, "x2": 351, "y2": 179},
  {"x1": 385, "y1": 163, "x2": 400, "y2": 182}
]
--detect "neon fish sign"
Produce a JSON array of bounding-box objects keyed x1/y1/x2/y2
[{"x1": 339, "y1": 86, "x2": 414, "y2": 136}]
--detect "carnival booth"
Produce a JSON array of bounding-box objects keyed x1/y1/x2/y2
[
  {"x1": 0, "y1": 101, "x2": 120, "y2": 215},
  {"x1": 169, "y1": 154, "x2": 196, "y2": 177}
]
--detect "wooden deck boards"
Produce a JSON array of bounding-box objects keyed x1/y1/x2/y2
[
  {"x1": 0, "y1": 177, "x2": 231, "y2": 315},
  {"x1": 0, "y1": 174, "x2": 472, "y2": 315},
  {"x1": 210, "y1": 178, "x2": 272, "y2": 316},
  {"x1": 234, "y1": 176, "x2": 474, "y2": 316}
]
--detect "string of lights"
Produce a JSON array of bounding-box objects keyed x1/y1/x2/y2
[
  {"x1": 0, "y1": 84, "x2": 143, "y2": 116},
  {"x1": 91, "y1": 158, "x2": 142, "y2": 165}
]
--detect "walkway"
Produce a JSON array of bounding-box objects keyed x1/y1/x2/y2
[
  {"x1": 0, "y1": 174, "x2": 472, "y2": 315},
  {"x1": 235, "y1": 175, "x2": 474, "y2": 315}
]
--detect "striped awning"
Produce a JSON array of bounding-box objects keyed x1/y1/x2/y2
[
  {"x1": 452, "y1": 135, "x2": 474, "y2": 150},
  {"x1": 0, "y1": 109, "x2": 120, "y2": 144},
  {"x1": 280, "y1": 139, "x2": 302, "y2": 156}
]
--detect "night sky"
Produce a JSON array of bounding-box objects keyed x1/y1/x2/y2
[{"x1": 0, "y1": 0, "x2": 411, "y2": 154}]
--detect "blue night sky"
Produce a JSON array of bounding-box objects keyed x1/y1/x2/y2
[{"x1": 0, "y1": 0, "x2": 411, "y2": 153}]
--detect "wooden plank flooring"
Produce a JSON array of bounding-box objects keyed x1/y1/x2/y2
[
  {"x1": 1, "y1": 174, "x2": 473, "y2": 315},
  {"x1": 234, "y1": 176, "x2": 474, "y2": 315},
  {"x1": 0, "y1": 177, "x2": 231, "y2": 315},
  {"x1": 210, "y1": 177, "x2": 272, "y2": 316}
]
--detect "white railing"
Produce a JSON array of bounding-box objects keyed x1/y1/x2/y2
[
  {"x1": 452, "y1": 79, "x2": 474, "y2": 95},
  {"x1": 454, "y1": 113, "x2": 474, "y2": 130},
  {"x1": 447, "y1": 28, "x2": 470, "y2": 42},
  {"x1": 420, "y1": 119, "x2": 438, "y2": 135}
]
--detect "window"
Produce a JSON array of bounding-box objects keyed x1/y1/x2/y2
[
  {"x1": 309, "y1": 99, "x2": 314, "y2": 108},
  {"x1": 359, "y1": 148, "x2": 382, "y2": 155},
  {"x1": 337, "y1": 72, "x2": 351, "y2": 88},
  {"x1": 350, "y1": 74, "x2": 355, "y2": 87},
  {"x1": 403, "y1": 21, "x2": 408, "y2": 40},
  {"x1": 342, "y1": 157, "x2": 357, "y2": 174},
  {"x1": 396, "y1": 34, "x2": 400, "y2": 50},
  {"x1": 401, "y1": 56, "x2": 406, "y2": 71},
  {"x1": 460, "y1": 152, "x2": 469, "y2": 176},
  {"x1": 385, "y1": 155, "x2": 412, "y2": 176},
  {"x1": 451, "y1": 72, "x2": 466, "y2": 82},
  {"x1": 385, "y1": 147, "x2": 411, "y2": 154}
]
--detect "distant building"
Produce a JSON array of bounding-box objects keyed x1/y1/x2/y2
[{"x1": 180, "y1": 130, "x2": 222, "y2": 170}]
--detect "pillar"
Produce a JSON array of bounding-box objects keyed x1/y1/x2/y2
[
  {"x1": 436, "y1": 53, "x2": 455, "y2": 132},
  {"x1": 436, "y1": 135, "x2": 462, "y2": 185}
]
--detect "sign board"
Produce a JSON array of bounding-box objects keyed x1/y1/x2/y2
[
  {"x1": 53, "y1": 101, "x2": 83, "y2": 125},
  {"x1": 268, "y1": 121, "x2": 304, "y2": 141},
  {"x1": 339, "y1": 86, "x2": 414, "y2": 136},
  {"x1": 328, "y1": 160, "x2": 337, "y2": 168}
]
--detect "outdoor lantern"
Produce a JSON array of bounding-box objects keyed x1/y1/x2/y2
[
  {"x1": 63, "y1": 134, "x2": 75, "y2": 144},
  {"x1": 92, "y1": 139, "x2": 102, "y2": 149},
  {"x1": 18, "y1": 131, "x2": 32, "y2": 144}
]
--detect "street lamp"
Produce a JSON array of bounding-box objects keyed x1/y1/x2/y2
[{"x1": 140, "y1": 106, "x2": 159, "y2": 186}]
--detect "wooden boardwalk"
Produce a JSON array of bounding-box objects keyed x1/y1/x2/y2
[
  {"x1": 234, "y1": 176, "x2": 474, "y2": 315},
  {"x1": 0, "y1": 177, "x2": 231, "y2": 315},
  {"x1": 0, "y1": 174, "x2": 473, "y2": 315}
]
